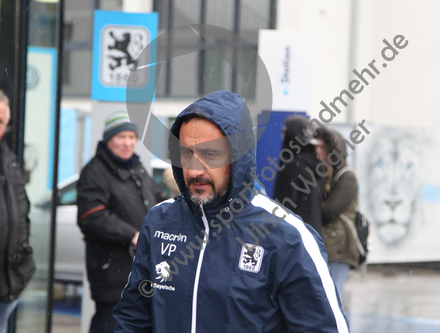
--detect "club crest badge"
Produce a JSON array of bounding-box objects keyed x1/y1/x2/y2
[
  {"x1": 155, "y1": 261, "x2": 171, "y2": 282},
  {"x1": 238, "y1": 244, "x2": 264, "y2": 273},
  {"x1": 100, "y1": 25, "x2": 149, "y2": 87}
]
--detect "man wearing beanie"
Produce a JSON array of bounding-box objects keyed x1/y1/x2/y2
[{"x1": 77, "y1": 111, "x2": 163, "y2": 333}]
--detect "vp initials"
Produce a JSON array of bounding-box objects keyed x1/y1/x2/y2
[{"x1": 161, "y1": 243, "x2": 177, "y2": 256}]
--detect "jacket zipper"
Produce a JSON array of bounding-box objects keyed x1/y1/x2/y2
[{"x1": 191, "y1": 205, "x2": 210, "y2": 333}]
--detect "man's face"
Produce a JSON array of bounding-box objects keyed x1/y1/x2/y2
[
  {"x1": 107, "y1": 130, "x2": 137, "y2": 159},
  {"x1": 0, "y1": 102, "x2": 9, "y2": 142},
  {"x1": 179, "y1": 118, "x2": 231, "y2": 206}
]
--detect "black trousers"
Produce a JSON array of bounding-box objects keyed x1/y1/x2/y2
[{"x1": 89, "y1": 301, "x2": 118, "y2": 333}]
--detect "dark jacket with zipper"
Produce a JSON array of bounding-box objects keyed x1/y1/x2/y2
[
  {"x1": 0, "y1": 140, "x2": 35, "y2": 303},
  {"x1": 113, "y1": 91, "x2": 348, "y2": 332},
  {"x1": 77, "y1": 141, "x2": 159, "y2": 302},
  {"x1": 273, "y1": 116, "x2": 325, "y2": 237}
]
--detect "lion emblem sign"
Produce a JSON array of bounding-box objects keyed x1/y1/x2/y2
[{"x1": 155, "y1": 261, "x2": 171, "y2": 282}]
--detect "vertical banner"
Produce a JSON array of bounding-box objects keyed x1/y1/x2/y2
[
  {"x1": 255, "y1": 30, "x2": 316, "y2": 196},
  {"x1": 256, "y1": 30, "x2": 316, "y2": 112},
  {"x1": 91, "y1": 10, "x2": 158, "y2": 102}
]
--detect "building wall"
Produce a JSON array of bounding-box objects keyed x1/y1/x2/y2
[
  {"x1": 64, "y1": 1, "x2": 440, "y2": 125},
  {"x1": 277, "y1": 0, "x2": 352, "y2": 122},
  {"x1": 277, "y1": 0, "x2": 440, "y2": 128},
  {"x1": 356, "y1": 0, "x2": 440, "y2": 127}
]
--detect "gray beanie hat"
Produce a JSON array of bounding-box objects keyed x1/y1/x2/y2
[{"x1": 103, "y1": 111, "x2": 138, "y2": 142}]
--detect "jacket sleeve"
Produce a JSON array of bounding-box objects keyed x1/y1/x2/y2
[
  {"x1": 322, "y1": 171, "x2": 358, "y2": 224},
  {"x1": 113, "y1": 222, "x2": 152, "y2": 332},
  {"x1": 4, "y1": 155, "x2": 36, "y2": 299},
  {"x1": 10, "y1": 160, "x2": 32, "y2": 246},
  {"x1": 76, "y1": 166, "x2": 138, "y2": 245},
  {"x1": 278, "y1": 224, "x2": 349, "y2": 332}
]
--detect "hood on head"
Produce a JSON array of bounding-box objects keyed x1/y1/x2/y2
[
  {"x1": 168, "y1": 90, "x2": 256, "y2": 203},
  {"x1": 330, "y1": 130, "x2": 348, "y2": 169},
  {"x1": 330, "y1": 130, "x2": 348, "y2": 159},
  {"x1": 315, "y1": 127, "x2": 348, "y2": 169},
  {"x1": 283, "y1": 115, "x2": 313, "y2": 145}
]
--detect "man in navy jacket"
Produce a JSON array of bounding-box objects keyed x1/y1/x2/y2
[{"x1": 113, "y1": 90, "x2": 349, "y2": 332}]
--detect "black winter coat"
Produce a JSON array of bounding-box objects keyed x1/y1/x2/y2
[
  {"x1": 273, "y1": 116, "x2": 324, "y2": 236},
  {"x1": 0, "y1": 141, "x2": 35, "y2": 303},
  {"x1": 273, "y1": 147, "x2": 324, "y2": 237},
  {"x1": 77, "y1": 142, "x2": 159, "y2": 302}
]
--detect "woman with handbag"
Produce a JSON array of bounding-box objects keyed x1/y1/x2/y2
[{"x1": 314, "y1": 128, "x2": 360, "y2": 300}]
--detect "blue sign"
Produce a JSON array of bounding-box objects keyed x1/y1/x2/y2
[
  {"x1": 256, "y1": 111, "x2": 307, "y2": 198},
  {"x1": 91, "y1": 10, "x2": 158, "y2": 102}
]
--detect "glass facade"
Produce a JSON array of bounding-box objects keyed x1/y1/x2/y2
[
  {"x1": 61, "y1": 0, "x2": 274, "y2": 98},
  {"x1": 154, "y1": 0, "x2": 274, "y2": 98},
  {"x1": 1, "y1": 1, "x2": 273, "y2": 331}
]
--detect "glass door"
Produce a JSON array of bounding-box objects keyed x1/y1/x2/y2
[{"x1": 15, "y1": 0, "x2": 61, "y2": 332}]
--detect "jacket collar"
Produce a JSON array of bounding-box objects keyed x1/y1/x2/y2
[{"x1": 0, "y1": 140, "x2": 14, "y2": 172}]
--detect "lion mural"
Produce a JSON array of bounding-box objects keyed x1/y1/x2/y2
[{"x1": 365, "y1": 131, "x2": 422, "y2": 247}]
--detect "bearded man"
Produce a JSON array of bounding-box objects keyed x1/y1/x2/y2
[{"x1": 113, "y1": 91, "x2": 348, "y2": 333}]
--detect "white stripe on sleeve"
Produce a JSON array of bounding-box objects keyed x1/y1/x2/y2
[{"x1": 251, "y1": 194, "x2": 349, "y2": 333}]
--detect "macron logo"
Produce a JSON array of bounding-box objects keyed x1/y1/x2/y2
[{"x1": 154, "y1": 230, "x2": 187, "y2": 243}]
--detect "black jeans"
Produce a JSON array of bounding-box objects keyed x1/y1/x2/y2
[{"x1": 89, "y1": 301, "x2": 118, "y2": 333}]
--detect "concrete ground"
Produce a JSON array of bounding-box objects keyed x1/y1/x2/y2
[
  {"x1": 345, "y1": 264, "x2": 440, "y2": 333},
  {"x1": 50, "y1": 265, "x2": 440, "y2": 333},
  {"x1": 52, "y1": 315, "x2": 81, "y2": 333}
]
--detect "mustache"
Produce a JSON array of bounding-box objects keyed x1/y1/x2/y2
[{"x1": 186, "y1": 176, "x2": 214, "y2": 187}]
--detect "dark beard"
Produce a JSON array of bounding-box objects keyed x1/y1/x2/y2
[{"x1": 187, "y1": 173, "x2": 232, "y2": 206}]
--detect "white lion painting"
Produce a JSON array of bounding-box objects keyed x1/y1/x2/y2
[{"x1": 365, "y1": 130, "x2": 423, "y2": 247}]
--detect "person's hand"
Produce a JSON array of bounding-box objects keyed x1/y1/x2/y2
[{"x1": 131, "y1": 231, "x2": 140, "y2": 250}]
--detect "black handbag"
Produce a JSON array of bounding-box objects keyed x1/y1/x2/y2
[{"x1": 336, "y1": 167, "x2": 370, "y2": 265}]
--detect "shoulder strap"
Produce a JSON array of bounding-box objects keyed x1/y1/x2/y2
[
  {"x1": 333, "y1": 166, "x2": 360, "y2": 211},
  {"x1": 334, "y1": 166, "x2": 356, "y2": 183},
  {"x1": 339, "y1": 213, "x2": 366, "y2": 257},
  {"x1": 334, "y1": 166, "x2": 350, "y2": 182}
]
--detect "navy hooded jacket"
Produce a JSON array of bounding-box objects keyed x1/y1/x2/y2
[{"x1": 113, "y1": 91, "x2": 349, "y2": 332}]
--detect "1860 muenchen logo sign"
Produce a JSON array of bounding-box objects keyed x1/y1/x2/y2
[{"x1": 100, "y1": 25, "x2": 149, "y2": 87}]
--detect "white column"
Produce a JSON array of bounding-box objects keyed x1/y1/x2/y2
[
  {"x1": 122, "y1": 0, "x2": 153, "y2": 13},
  {"x1": 80, "y1": 268, "x2": 93, "y2": 333},
  {"x1": 275, "y1": 0, "x2": 352, "y2": 122}
]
